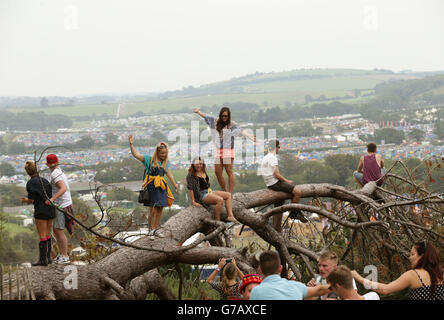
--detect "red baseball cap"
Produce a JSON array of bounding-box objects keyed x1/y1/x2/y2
[
  {"x1": 46, "y1": 154, "x2": 59, "y2": 166},
  {"x1": 239, "y1": 273, "x2": 263, "y2": 293}
]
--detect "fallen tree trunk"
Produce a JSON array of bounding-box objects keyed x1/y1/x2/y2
[{"x1": 14, "y1": 182, "x2": 442, "y2": 300}]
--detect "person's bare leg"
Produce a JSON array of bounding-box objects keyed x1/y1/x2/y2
[
  {"x1": 203, "y1": 194, "x2": 224, "y2": 221},
  {"x1": 354, "y1": 176, "x2": 363, "y2": 188},
  {"x1": 148, "y1": 206, "x2": 154, "y2": 230},
  {"x1": 153, "y1": 207, "x2": 163, "y2": 229},
  {"x1": 46, "y1": 220, "x2": 52, "y2": 238},
  {"x1": 212, "y1": 191, "x2": 235, "y2": 220},
  {"x1": 35, "y1": 219, "x2": 47, "y2": 239},
  {"x1": 224, "y1": 161, "x2": 235, "y2": 194},
  {"x1": 215, "y1": 162, "x2": 227, "y2": 191},
  {"x1": 53, "y1": 227, "x2": 68, "y2": 256},
  {"x1": 292, "y1": 187, "x2": 301, "y2": 204}
]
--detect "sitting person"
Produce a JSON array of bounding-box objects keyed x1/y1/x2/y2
[
  {"x1": 186, "y1": 157, "x2": 238, "y2": 223},
  {"x1": 352, "y1": 240, "x2": 444, "y2": 300},
  {"x1": 353, "y1": 142, "x2": 386, "y2": 188},
  {"x1": 239, "y1": 274, "x2": 263, "y2": 300},
  {"x1": 327, "y1": 265, "x2": 380, "y2": 300},
  {"x1": 259, "y1": 139, "x2": 307, "y2": 233},
  {"x1": 207, "y1": 257, "x2": 244, "y2": 300},
  {"x1": 307, "y1": 250, "x2": 358, "y2": 300},
  {"x1": 250, "y1": 250, "x2": 331, "y2": 300}
]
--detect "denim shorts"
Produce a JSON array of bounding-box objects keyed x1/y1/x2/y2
[
  {"x1": 353, "y1": 171, "x2": 364, "y2": 184},
  {"x1": 199, "y1": 189, "x2": 211, "y2": 202},
  {"x1": 54, "y1": 205, "x2": 73, "y2": 230}
]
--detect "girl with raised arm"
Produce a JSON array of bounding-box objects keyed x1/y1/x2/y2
[{"x1": 129, "y1": 135, "x2": 178, "y2": 238}]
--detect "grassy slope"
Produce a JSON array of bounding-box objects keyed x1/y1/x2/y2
[{"x1": 6, "y1": 69, "x2": 422, "y2": 117}]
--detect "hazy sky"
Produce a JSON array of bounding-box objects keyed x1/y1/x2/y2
[{"x1": 1, "y1": 0, "x2": 443, "y2": 96}]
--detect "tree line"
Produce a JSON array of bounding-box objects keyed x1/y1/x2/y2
[{"x1": 0, "y1": 111, "x2": 72, "y2": 131}]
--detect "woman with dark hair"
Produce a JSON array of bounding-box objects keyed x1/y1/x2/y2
[
  {"x1": 352, "y1": 240, "x2": 444, "y2": 300},
  {"x1": 21, "y1": 161, "x2": 56, "y2": 266},
  {"x1": 129, "y1": 135, "x2": 178, "y2": 238},
  {"x1": 186, "y1": 157, "x2": 238, "y2": 223},
  {"x1": 207, "y1": 257, "x2": 244, "y2": 300},
  {"x1": 193, "y1": 107, "x2": 255, "y2": 194}
]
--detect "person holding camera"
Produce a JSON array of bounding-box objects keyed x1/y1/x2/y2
[{"x1": 206, "y1": 257, "x2": 244, "y2": 300}]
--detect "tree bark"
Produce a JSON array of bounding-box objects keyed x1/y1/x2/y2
[{"x1": 14, "y1": 182, "x2": 441, "y2": 300}]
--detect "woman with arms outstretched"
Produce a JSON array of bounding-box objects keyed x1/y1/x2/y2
[{"x1": 194, "y1": 106, "x2": 255, "y2": 194}]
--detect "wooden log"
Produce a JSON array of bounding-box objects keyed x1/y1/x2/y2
[
  {"x1": 25, "y1": 267, "x2": 35, "y2": 300},
  {"x1": 22, "y1": 268, "x2": 29, "y2": 300},
  {"x1": 0, "y1": 264, "x2": 3, "y2": 300},
  {"x1": 8, "y1": 265, "x2": 12, "y2": 300},
  {"x1": 16, "y1": 265, "x2": 21, "y2": 300}
]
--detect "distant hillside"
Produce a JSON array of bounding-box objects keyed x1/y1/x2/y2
[
  {"x1": 158, "y1": 68, "x2": 421, "y2": 99},
  {"x1": 5, "y1": 68, "x2": 444, "y2": 118},
  {"x1": 369, "y1": 74, "x2": 444, "y2": 109}
]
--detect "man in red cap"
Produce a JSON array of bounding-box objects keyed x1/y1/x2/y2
[
  {"x1": 239, "y1": 274, "x2": 263, "y2": 300},
  {"x1": 45, "y1": 154, "x2": 74, "y2": 264}
]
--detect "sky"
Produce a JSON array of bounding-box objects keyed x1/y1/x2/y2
[{"x1": 0, "y1": 0, "x2": 443, "y2": 96}]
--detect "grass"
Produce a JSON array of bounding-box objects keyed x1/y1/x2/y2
[
  {"x1": 146, "y1": 274, "x2": 220, "y2": 300},
  {"x1": 7, "y1": 71, "x2": 421, "y2": 118},
  {"x1": 3, "y1": 222, "x2": 34, "y2": 236}
]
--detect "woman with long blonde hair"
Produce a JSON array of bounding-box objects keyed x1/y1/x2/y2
[{"x1": 129, "y1": 135, "x2": 178, "y2": 238}]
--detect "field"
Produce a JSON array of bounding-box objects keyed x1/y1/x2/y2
[
  {"x1": 3, "y1": 222, "x2": 34, "y2": 236},
  {"x1": 6, "y1": 69, "x2": 421, "y2": 118}
]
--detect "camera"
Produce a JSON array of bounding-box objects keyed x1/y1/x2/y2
[{"x1": 225, "y1": 258, "x2": 232, "y2": 263}]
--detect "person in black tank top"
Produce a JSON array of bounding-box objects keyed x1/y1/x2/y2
[
  {"x1": 351, "y1": 240, "x2": 443, "y2": 300},
  {"x1": 186, "y1": 157, "x2": 239, "y2": 223}
]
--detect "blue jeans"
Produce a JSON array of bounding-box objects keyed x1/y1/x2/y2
[{"x1": 199, "y1": 189, "x2": 210, "y2": 202}]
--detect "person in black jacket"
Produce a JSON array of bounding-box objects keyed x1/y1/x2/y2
[
  {"x1": 21, "y1": 161, "x2": 56, "y2": 266},
  {"x1": 186, "y1": 157, "x2": 238, "y2": 223}
]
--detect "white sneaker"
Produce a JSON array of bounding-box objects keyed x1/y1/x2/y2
[
  {"x1": 153, "y1": 229, "x2": 165, "y2": 238},
  {"x1": 54, "y1": 255, "x2": 70, "y2": 265},
  {"x1": 147, "y1": 229, "x2": 155, "y2": 240}
]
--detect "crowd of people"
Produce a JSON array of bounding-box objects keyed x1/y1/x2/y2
[
  {"x1": 207, "y1": 245, "x2": 443, "y2": 301},
  {"x1": 20, "y1": 106, "x2": 443, "y2": 300}
]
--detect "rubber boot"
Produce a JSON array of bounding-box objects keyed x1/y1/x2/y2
[
  {"x1": 32, "y1": 241, "x2": 48, "y2": 266},
  {"x1": 46, "y1": 238, "x2": 52, "y2": 264}
]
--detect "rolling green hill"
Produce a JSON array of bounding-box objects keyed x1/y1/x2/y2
[{"x1": 5, "y1": 68, "x2": 428, "y2": 118}]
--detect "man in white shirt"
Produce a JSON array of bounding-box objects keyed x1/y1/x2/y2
[
  {"x1": 307, "y1": 250, "x2": 358, "y2": 299},
  {"x1": 45, "y1": 154, "x2": 73, "y2": 265},
  {"x1": 259, "y1": 140, "x2": 307, "y2": 232},
  {"x1": 326, "y1": 265, "x2": 380, "y2": 300}
]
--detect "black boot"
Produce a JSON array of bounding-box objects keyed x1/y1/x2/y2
[
  {"x1": 32, "y1": 241, "x2": 48, "y2": 266},
  {"x1": 46, "y1": 238, "x2": 52, "y2": 264}
]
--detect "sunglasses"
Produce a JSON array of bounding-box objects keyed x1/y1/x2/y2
[{"x1": 221, "y1": 114, "x2": 229, "y2": 118}]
